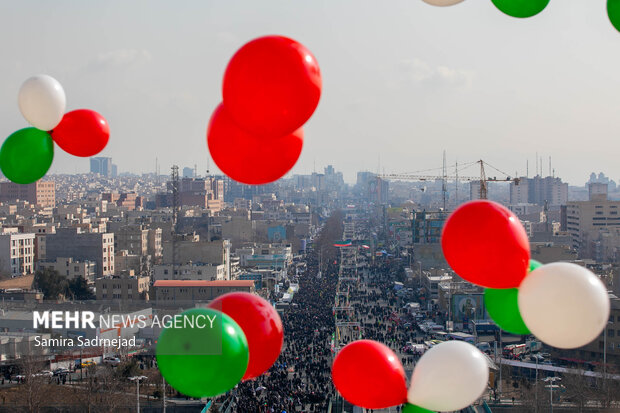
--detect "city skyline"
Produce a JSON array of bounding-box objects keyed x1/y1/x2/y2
[{"x1": 1, "y1": 1, "x2": 620, "y2": 185}]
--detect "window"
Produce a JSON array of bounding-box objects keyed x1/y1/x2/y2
[{"x1": 608, "y1": 329, "x2": 615, "y2": 338}]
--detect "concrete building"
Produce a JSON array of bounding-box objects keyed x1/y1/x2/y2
[
  {"x1": 509, "y1": 176, "x2": 568, "y2": 207},
  {"x1": 0, "y1": 181, "x2": 55, "y2": 207},
  {"x1": 422, "y1": 269, "x2": 453, "y2": 299},
  {"x1": 565, "y1": 183, "x2": 620, "y2": 254},
  {"x1": 153, "y1": 279, "x2": 255, "y2": 306},
  {"x1": 45, "y1": 227, "x2": 115, "y2": 277},
  {"x1": 413, "y1": 211, "x2": 447, "y2": 244},
  {"x1": 153, "y1": 263, "x2": 227, "y2": 281},
  {"x1": 157, "y1": 177, "x2": 225, "y2": 212},
  {"x1": 529, "y1": 243, "x2": 578, "y2": 264},
  {"x1": 109, "y1": 224, "x2": 148, "y2": 256},
  {"x1": 162, "y1": 238, "x2": 231, "y2": 279},
  {"x1": 95, "y1": 272, "x2": 150, "y2": 302},
  {"x1": 38, "y1": 257, "x2": 97, "y2": 283},
  {"x1": 114, "y1": 250, "x2": 142, "y2": 274},
  {"x1": 236, "y1": 243, "x2": 293, "y2": 270},
  {"x1": 102, "y1": 192, "x2": 142, "y2": 211},
  {"x1": 0, "y1": 230, "x2": 36, "y2": 276},
  {"x1": 368, "y1": 177, "x2": 389, "y2": 204},
  {"x1": 148, "y1": 227, "x2": 163, "y2": 263}
]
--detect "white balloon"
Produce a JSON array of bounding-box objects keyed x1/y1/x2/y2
[
  {"x1": 408, "y1": 341, "x2": 489, "y2": 411},
  {"x1": 519, "y1": 262, "x2": 610, "y2": 349},
  {"x1": 422, "y1": 0, "x2": 465, "y2": 6},
  {"x1": 18, "y1": 74, "x2": 66, "y2": 131}
]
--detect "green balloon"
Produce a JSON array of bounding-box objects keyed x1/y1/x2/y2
[
  {"x1": 491, "y1": 0, "x2": 550, "y2": 18},
  {"x1": 609, "y1": 0, "x2": 620, "y2": 33},
  {"x1": 529, "y1": 259, "x2": 542, "y2": 272},
  {"x1": 402, "y1": 403, "x2": 435, "y2": 413},
  {"x1": 0, "y1": 128, "x2": 54, "y2": 184},
  {"x1": 484, "y1": 288, "x2": 530, "y2": 335},
  {"x1": 156, "y1": 308, "x2": 249, "y2": 398}
]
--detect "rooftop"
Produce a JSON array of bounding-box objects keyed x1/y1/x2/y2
[{"x1": 0, "y1": 275, "x2": 35, "y2": 290}]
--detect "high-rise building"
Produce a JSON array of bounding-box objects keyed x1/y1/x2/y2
[
  {"x1": 182, "y1": 167, "x2": 194, "y2": 178},
  {"x1": 509, "y1": 176, "x2": 568, "y2": 207},
  {"x1": 0, "y1": 181, "x2": 55, "y2": 207},
  {"x1": 356, "y1": 171, "x2": 375, "y2": 189},
  {"x1": 469, "y1": 181, "x2": 482, "y2": 200},
  {"x1": 368, "y1": 177, "x2": 388, "y2": 204},
  {"x1": 90, "y1": 157, "x2": 113, "y2": 177}
]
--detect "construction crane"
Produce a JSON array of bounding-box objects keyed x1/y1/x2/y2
[{"x1": 379, "y1": 159, "x2": 519, "y2": 203}]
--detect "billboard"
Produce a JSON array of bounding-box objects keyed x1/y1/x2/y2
[
  {"x1": 451, "y1": 294, "x2": 485, "y2": 323},
  {"x1": 268, "y1": 226, "x2": 286, "y2": 242}
]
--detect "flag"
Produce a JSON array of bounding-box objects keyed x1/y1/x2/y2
[
  {"x1": 361, "y1": 244, "x2": 370, "y2": 249},
  {"x1": 333, "y1": 240, "x2": 353, "y2": 247}
]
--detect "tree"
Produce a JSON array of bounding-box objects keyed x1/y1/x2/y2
[
  {"x1": 115, "y1": 359, "x2": 140, "y2": 379},
  {"x1": 67, "y1": 277, "x2": 95, "y2": 300},
  {"x1": 34, "y1": 268, "x2": 68, "y2": 300},
  {"x1": 562, "y1": 370, "x2": 592, "y2": 412},
  {"x1": 15, "y1": 355, "x2": 49, "y2": 413}
]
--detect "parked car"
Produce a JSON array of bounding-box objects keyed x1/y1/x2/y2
[
  {"x1": 103, "y1": 356, "x2": 121, "y2": 367},
  {"x1": 33, "y1": 370, "x2": 53, "y2": 378},
  {"x1": 80, "y1": 360, "x2": 96, "y2": 368},
  {"x1": 53, "y1": 368, "x2": 70, "y2": 376}
]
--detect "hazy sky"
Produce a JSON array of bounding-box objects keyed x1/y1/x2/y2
[{"x1": 1, "y1": 0, "x2": 619, "y2": 185}]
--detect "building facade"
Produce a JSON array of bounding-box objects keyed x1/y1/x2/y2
[
  {"x1": 95, "y1": 273, "x2": 149, "y2": 302},
  {"x1": 0, "y1": 231, "x2": 36, "y2": 276},
  {"x1": 0, "y1": 181, "x2": 55, "y2": 207},
  {"x1": 565, "y1": 184, "x2": 620, "y2": 253},
  {"x1": 509, "y1": 176, "x2": 568, "y2": 207},
  {"x1": 45, "y1": 228, "x2": 115, "y2": 277},
  {"x1": 90, "y1": 157, "x2": 113, "y2": 177},
  {"x1": 38, "y1": 257, "x2": 97, "y2": 283},
  {"x1": 153, "y1": 279, "x2": 255, "y2": 306}
]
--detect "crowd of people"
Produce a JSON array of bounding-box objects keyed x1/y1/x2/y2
[
  {"x1": 219, "y1": 215, "x2": 431, "y2": 412},
  {"x1": 218, "y1": 224, "x2": 342, "y2": 412}
]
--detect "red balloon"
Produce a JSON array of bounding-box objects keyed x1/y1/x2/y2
[
  {"x1": 441, "y1": 200, "x2": 530, "y2": 288},
  {"x1": 222, "y1": 35, "x2": 321, "y2": 138},
  {"x1": 207, "y1": 103, "x2": 303, "y2": 185},
  {"x1": 332, "y1": 340, "x2": 407, "y2": 409},
  {"x1": 208, "y1": 292, "x2": 283, "y2": 381},
  {"x1": 51, "y1": 109, "x2": 109, "y2": 157}
]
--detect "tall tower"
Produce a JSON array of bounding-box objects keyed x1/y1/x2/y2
[{"x1": 171, "y1": 165, "x2": 180, "y2": 270}]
